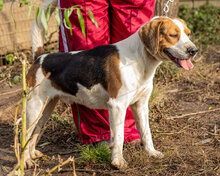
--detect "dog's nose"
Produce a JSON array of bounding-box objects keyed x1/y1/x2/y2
[{"x1": 187, "y1": 47, "x2": 198, "y2": 56}]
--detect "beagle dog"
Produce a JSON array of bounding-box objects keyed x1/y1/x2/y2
[{"x1": 24, "y1": 14, "x2": 198, "y2": 169}]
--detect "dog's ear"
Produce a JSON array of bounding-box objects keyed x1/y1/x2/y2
[{"x1": 139, "y1": 19, "x2": 163, "y2": 56}]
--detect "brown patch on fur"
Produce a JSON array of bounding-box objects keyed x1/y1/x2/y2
[
  {"x1": 139, "y1": 18, "x2": 163, "y2": 55},
  {"x1": 159, "y1": 18, "x2": 181, "y2": 51},
  {"x1": 51, "y1": 81, "x2": 62, "y2": 91},
  {"x1": 184, "y1": 27, "x2": 191, "y2": 37},
  {"x1": 26, "y1": 60, "x2": 40, "y2": 87},
  {"x1": 139, "y1": 17, "x2": 185, "y2": 56},
  {"x1": 41, "y1": 67, "x2": 47, "y2": 77},
  {"x1": 171, "y1": 17, "x2": 191, "y2": 37},
  {"x1": 105, "y1": 52, "x2": 122, "y2": 98},
  {"x1": 41, "y1": 67, "x2": 62, "y2": 91},
  {"x1": 34, "y1": 47, "x2": 44, "y2": 60}
]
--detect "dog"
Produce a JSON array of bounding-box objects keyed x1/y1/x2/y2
[{"x1": 24, "y1": 8, "x2": 198, "y2": 169}]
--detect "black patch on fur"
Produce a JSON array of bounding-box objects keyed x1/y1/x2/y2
[{"x1": 41, "y1": 45, "x2": 119, "y2": 96}]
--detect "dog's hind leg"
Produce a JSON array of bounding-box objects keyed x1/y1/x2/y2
[
  {"x1": 130, "y1": 94, "x2": 164, "y2": 159},
  {"x1": 24, "y1": 92, "x2": 58, "y2": 169},
  {"x1": 108, "y1": 99, "x2": 127, "y2": 169}
]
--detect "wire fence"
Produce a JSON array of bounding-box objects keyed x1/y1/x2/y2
[{"x1": 0, "y1": 1, "x2": 58, "y2": 65}]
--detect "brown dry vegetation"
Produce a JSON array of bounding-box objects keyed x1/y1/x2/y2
[{"x1": 0, "y1": 46, "x2": 219, "y2": 176}]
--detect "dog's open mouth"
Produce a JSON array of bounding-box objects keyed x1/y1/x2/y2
[{"x1": 164, "y1": 49, "x2": 194, "y2": 70}]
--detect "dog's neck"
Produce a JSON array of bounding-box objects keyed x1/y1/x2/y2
[{"x1": 115, "y1": 31, "x2": 161, "y2": 83}]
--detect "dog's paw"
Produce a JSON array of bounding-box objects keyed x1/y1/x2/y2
[
  {"x1": 31, "y1": 150, "x2": 43, "y2": 159},
  {"x1": 149, "y1": 150, "x2": 164, "y2": 159},
  {"x1": 24, "y1": 158, "x2": 36, "y2": 169},
  {"x1": 111, "y1": 157, "x2": 128, "y2": 169}
]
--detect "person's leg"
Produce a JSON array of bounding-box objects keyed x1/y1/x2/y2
[
  {"x1": 71, "y1": 104, "x2": 140, "y2": 144},
  {"x1": 109, "y1": 0, "x2": 156, "y2": 142},
  {"x1": 59, "y1": 0, "x2": 113, "y2": 144},
  {"x1": 59, "y1": 0, "x2": 110, "y2": 52},
  {"x1": 71, "y1": 104, "x2": 110, "y2": 144},
  {"x1": 109, "y1": 0, "x2": 155, "y2": 43}
]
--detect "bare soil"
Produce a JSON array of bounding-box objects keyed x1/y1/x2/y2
[{"x1": 0, "y1": 46, "x2": 219, "y2": 176}]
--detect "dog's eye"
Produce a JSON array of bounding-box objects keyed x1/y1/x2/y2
[
  {"x1": 169, "y1": 34, "x2": 178, "y2": 38},
  {"x1": 187, "y1": 33, "x2": 191, "y2": 37}
]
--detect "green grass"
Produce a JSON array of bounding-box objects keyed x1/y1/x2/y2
[{"x1": 80, "y1": 143, "x2": 111, "y2": 164}]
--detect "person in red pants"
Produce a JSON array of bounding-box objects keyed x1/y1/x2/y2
[{"x1": 57, "y1": 0, "x2": 155, "y2": 144}]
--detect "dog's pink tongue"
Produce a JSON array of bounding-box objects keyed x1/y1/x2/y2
[{"x1": 178, "y1": 59, "x2": 194, "y2": 70}]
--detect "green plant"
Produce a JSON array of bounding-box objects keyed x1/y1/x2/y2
[
  {"x1": 51, "y1": 111, "x2": 74, "y2": 127},
  {"x1": 6, "y1": 53, "x2": 14, "y2": 66},
  {"x1": 0, "y1": 0, "x2": 98, "y2": 38},
  {"x1": 178, "y1": 3, "x2": 220, "y2": 48},
  {"x1": 80, "y1": 144, "x2": 111, "y2": 164}
]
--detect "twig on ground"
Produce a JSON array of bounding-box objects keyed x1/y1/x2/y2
[
  {"x1": 214, "y1": 163, "x2": 220, "y2": 171},
  {"x1": 58, "y1": 150, "x2": 81, "y2": 155},
  {"x1": 72, "y1": 159, "x2": 76, "y2": 176},
  {"x1": 0, "y1": 77, "x2": 7, "y2": 84},
  {"x1": 0, "y1": 88, "x2": 22, "y2": 97},
  {"x1": 177, "y1": 90, "x2": 202, "y2": 94},
  {"x1": 207, "y1": 132, "x2": 220, "y2": 136},
  {"x1": 167, "y1": 108, "x2": 220, "y2": 120},
  {"x1": 42, "y1": 156, "x2": 74, "y2": 176},
  {"x1": 60, "y1": 169, "x2": 96, "y2": 173}
]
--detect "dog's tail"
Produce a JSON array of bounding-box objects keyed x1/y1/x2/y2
[{"x1": 31, "y1": 0, "x2": 57, "y2": 60}]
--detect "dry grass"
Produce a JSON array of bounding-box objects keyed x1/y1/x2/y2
[{"x1": 0, "y1": 46, "x2": 219, "y2": 175}]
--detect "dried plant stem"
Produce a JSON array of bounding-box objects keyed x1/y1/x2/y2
[
  {"x1": 7, "y1": 106, "x2": 22, "y2": 176},
  {"x1": 42, "y1": 157, "x2": 74, "y2": 176},
  {"x1": 20, "y1": 59, "x2": 27, "y2": 175},
  {"x1": 14, "y1": 105, "x2": 20, "y2": 164},
  {"x1": 72, "y1": 159, "x2": 76, "y2": 176},
  {"x1": 0, "y1": 88, "x2": 22, "y2": 97}
]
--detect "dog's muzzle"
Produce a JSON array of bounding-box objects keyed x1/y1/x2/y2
[{"x1": 186, "y1": 47, "x2": 198, "y2": 57}]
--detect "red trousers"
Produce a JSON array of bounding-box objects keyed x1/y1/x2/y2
[{"x1": 58, "y1": 0, "x2": 155, "y2": 144}]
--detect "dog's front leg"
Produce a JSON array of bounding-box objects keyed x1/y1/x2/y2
[
  {"x1": 108, "y1": 99, "x2": 127, "y2": 169},
  {"x1": 130, "y1": 96, "x2": 164, "y2": 159}
]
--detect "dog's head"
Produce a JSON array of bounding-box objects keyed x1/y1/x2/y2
[{"x1": 139, "y1": 17, "x2": 198, "y2": 70}]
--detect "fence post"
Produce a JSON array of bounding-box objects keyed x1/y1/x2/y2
[{"x1": 155, "y1": 0, "x2": 179, "y2": 17}]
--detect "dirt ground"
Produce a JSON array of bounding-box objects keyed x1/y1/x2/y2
[{"x1": 0, "y1": 46, "x2": 219, "y2": 176}]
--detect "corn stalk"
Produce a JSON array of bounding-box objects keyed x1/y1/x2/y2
[{"x1": 20, "y1": 59, "x2": 27, "y2": 175}]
